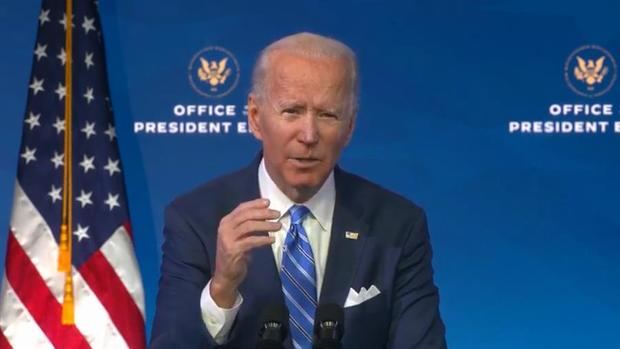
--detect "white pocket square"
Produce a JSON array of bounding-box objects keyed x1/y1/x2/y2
[{"x1": 344, "y1": 285, "x2": 381, "y2": 308}]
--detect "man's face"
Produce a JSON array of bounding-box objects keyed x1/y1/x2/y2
[{"x1": 248, "y1": 52, "x2": 355, "y2": 201}]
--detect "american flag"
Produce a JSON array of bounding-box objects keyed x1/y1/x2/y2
[{"x1": 0, "y1": 0, "x2": 146, "y2": 348}]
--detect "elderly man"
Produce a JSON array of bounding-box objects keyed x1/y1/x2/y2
[{"x1": 151, "y1": 32, "x2": 446, "y2": 349}]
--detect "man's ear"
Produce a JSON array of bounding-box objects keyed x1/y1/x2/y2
[{"x1": 247, "y1": 94, "x2": 263, "y2": 141}]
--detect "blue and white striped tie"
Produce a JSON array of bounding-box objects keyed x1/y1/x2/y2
[{"x1": 281, "y1": 205, "x2": 317, "y2": 349}]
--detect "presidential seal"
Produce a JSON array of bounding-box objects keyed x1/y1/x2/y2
[
  {"x1": 188, "y1": 46, "x2": 240, "y2": 98},
  {"x1": 564, "y1": 45, "x2": 617, "y2": 98}
]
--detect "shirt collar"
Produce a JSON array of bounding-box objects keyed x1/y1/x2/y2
[{"x1": 258, "y1": 158, "x2": 335, "y2": 231}]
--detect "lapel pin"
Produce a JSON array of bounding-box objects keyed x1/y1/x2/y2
[{"x1": 345, "y1": 231, "x2": 359, "y2": 240}]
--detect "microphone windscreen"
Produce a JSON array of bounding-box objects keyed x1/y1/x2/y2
[
  {"x1": 314, "y1": 303, "x2": 344, "y2": 335},
  {"x1": 257, "y1": 304, "x2": 289, "y2": 349},
  {"x1": 260, "y1": 303, "x2": 289, "y2": 326}
]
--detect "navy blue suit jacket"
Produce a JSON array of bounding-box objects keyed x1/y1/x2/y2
[{"x1": 151, "y1": 156, "x2": 446, "y2": 348}]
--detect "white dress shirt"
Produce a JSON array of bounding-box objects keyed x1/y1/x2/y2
[{"x1": 200, "y1": 158, "x2": 335, "y2": 344}]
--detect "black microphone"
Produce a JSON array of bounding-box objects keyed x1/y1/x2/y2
[
  {"x1": 313, "y1": 303, "x2": 344, "y2": 349},
  {"x1": 257, "y1": 303, "x2": 289, "y2": 349}
]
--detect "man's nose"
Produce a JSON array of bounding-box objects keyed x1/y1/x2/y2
[{"x1": 297, "y1": 114, "x2": 319, "y2": 145}]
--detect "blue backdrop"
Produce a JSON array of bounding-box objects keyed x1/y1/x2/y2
[{"x1": 1, "y1": 1, "x2": 619, "y2": 347}]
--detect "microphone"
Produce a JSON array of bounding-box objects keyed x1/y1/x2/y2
[
  {"x1": 313, "y1": 303, "x2": 344, "y2": 349},
  {"x1": 257, "y1": 303, "x2": 289, "y2": 349}
]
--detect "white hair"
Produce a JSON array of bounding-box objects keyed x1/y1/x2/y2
[{"x1": 251, "y1": 32, "x2": 359, "y2": 117}]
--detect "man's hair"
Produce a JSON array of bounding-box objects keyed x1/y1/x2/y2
[{"x1": 250, "y1": 32, "x2": 359, "y2": 117}]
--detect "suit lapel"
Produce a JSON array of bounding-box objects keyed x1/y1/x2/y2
[
  {"x1": 320, "y1": 169, "x2": 368, "y2": 307},
  {"x1": 244, "y1": 245, "x2": 284, "y2": 303}
]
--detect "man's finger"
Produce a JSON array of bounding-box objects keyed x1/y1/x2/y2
[
  {"x1": 228, "y1": 198, "x2": 270, "y2": 222},
  {"x1": 238, "y1": 235, "x2": 276, "y2": 253},
  {"x1": 234, "y1": 198, "x2": 270, "y2": 213},
  {"x1": 230, "y1": 208, "x2": 280, "y2": 227},
  {"x1": 235, "y1": 220, "x2": 282, "y2": 238}
]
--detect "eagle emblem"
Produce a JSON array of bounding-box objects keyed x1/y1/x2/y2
[
  {"x1": 198, "y1": 57, "x2": 231, "y2": 90},
  {"x1": 573, "y1": 56, "x2": 608, "y2": 87},
  {"x1": 188, "y1": 46, "x2": 240, "y2": 98}
]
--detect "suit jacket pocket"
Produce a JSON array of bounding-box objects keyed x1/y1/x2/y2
[{"x1": 343, "y1": 292, "x2": 389, "y2": 348}]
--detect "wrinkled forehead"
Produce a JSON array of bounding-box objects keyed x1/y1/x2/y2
[{"x1": 264, "y1": 52, "x2": 352, "y2": 110}]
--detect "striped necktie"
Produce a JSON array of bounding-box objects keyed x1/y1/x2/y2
[{"x1": 280, "y1": 205, "x2": 317, "y2": 349}]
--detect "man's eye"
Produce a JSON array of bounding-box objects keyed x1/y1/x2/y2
[
  {"x1": 282, "y1": 108, "x2": 300, "y2": 115},
  {"x1": 320, "y1": 112, "x2": 338, "y2": 119}
]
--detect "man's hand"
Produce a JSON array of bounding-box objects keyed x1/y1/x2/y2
[{"x1": 210, "y1": 198, "x2": 281, "y2": 308}]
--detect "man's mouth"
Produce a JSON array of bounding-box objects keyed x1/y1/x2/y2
[{"x1": 290, "y1": 157, "x2": 321, "y2": 167}]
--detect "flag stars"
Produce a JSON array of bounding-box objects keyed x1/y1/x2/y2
[
  {"x1": 73, "y1": 224, "x2": 90, "y2": 242},
  {"x1": 59, "y1": 14, "x2": 74, "y2": 30},
  {"x1": 104, "y1": 124, "x2": 116, "y2": 141},
  {"x1": 21, "y1": 147, "x2": 37, "y2": 164},
  {"x1": 104, "y1": 193, "x2": 120, "y2": 211},
  {"x1": 84, "y1": 52, "x2": 94, "y2": 69},
  {"x1": 29, "y1": 77, "x2": 45, "y2": 95},
  {"x1": 104, "y1": 158, "x2": 121, "y2": 176},
  {"x1": 39, "y1": 9, "x2": 51, "y2": 26},
  {"x1": 25, "y1": 112, "x2": 41, "y2": 130},
  {"x1": 53, "y1": 117, "x2": 65, "y2": 134},
  {"x1": 82, "y1": 16, "x2": 96, "y2": 34},
  {"x1": 51, "y1": 151, "x2": 64, "y2": 169},
  {"x1": 34, "y1": 43, "x2": 48, "y2": 61},
  {"x1": 79, "y1": 154, "x2": 96, "y2": 173},
  {"x1": 48, "y1": 185, "x2": 62, "y2": 203},
  {"x1": 83, "y1": 87, "x2": 95, "y2": 104},
  {"x1": 81, "y1": 121, "x2": 97, "y2": 139},
  {"x1": 57, "y1": 48, "x2": 66, "y2": 66},
  {"x1": 76, "y1": 190, "x2": 93, "y2": 208},
  {"x1": 55, "y1": 82, "x2": 66, "y2": 100}
]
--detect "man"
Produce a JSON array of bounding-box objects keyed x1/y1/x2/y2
[{"x1": 151, "y1": 32, "x2": 446, "y2": 348}]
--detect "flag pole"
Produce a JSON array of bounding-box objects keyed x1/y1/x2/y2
[{"x1": 59, "y1": 0, "x2": 75, "y2": 325}]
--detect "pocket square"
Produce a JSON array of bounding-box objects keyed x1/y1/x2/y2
[{"x1": 344, "y1": 285, "x2": 381, "y2": 308}]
